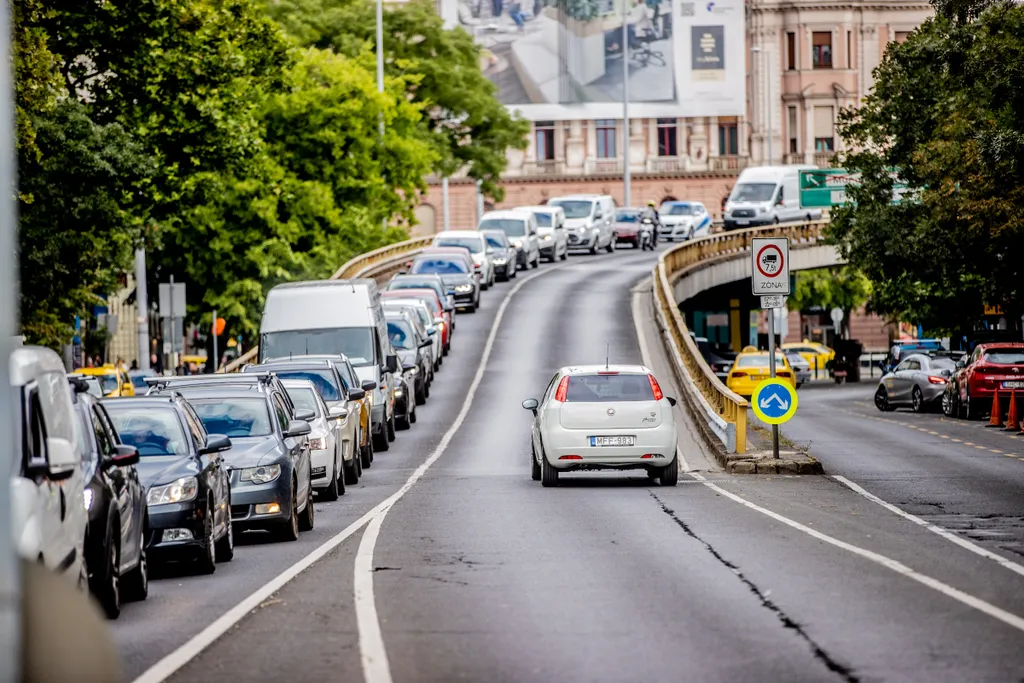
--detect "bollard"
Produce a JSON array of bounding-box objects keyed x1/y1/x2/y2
[
  {"x1": 987, "y1": 389, "x2": 1003, "y2": 427},
  {"x1": 1006, "y1": 390, "x2": 1020, "y2": 432}
]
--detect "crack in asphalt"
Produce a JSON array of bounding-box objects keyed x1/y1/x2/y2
[{"x1": 650, "y1": 491, "x2": 860, "y2": 683}]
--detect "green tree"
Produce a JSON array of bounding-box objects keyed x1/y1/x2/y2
[
  {"x1": 788, "y1": 267, "x2": 872, "y2": 339},
  {"x1": 18, "y1": 100, "x2": 155, "y2": 347},
  {"x1": 260, "y1": 0, "x2": 530, "y2": 200},
  {"x1": 828, "y1": 0, "x2": 1024, "y2": 333},
  {"x1": 12, "y1": 0, "x2": 61, "y2": 160}
]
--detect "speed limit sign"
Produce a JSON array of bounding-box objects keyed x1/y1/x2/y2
[{"x1": 751, "y1": 238, "x2": 791, "y2": 295}]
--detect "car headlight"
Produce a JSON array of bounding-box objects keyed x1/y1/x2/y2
[
  {"x1": 577, "y1": 226, "x2": 588, "y2": 232},
  {"x1": 405, "y1": 365, "x2": 419, "y2": 376},
  {"x1": 394, "y1": 387, "x2": 404, "y2": 397},
  {"x1": 493, "y1": 258, "x2": 507, "y2": 265},
  {"x1": 454, "y1": 284, "x2": 473, "y2": 293},
  {"x1": 308, "y1": 436, "x2": 327, "y2": 451},
  {"x1": 512, "y1": 239, "x2": 523, "y2": 248},
  {"x1": 239, "y1": 465, "x2": 281, "y2": 485},
  {"x1": 542, "y1": 234, "x2": 552, "y2": 241},
  {"x1": 83, "y1": 488, "x2": 94, "y2": 511},
  {"x1": 147, "y1": 477, "x2": 199, "y2": 506},
  {"x1": 759, "y1": 206, "x2": 768, "y2": 213}
]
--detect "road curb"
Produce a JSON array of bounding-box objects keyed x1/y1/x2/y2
[{"x1": 726, "y1": 452, "x2": 823, "y2": 475}]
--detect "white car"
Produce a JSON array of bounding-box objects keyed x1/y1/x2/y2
[
  {"x1": 10, "y1": 346, "x2": 88, "y2": 583},
  {"x1": 432, "y1": 231, "x2": 495, "y2": 289},
  {"x1": 281, "y1": 378, "x2": 356, "y2": 501},
  {"x1": 658, "y1": 201, "x2": 712, "y2": 241},
  {"x1": 522, "y1": 365, "x2": 679, "y2": 487}
]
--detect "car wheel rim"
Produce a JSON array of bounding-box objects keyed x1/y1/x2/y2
[
  {"x1": 111, "y1": 544, "x2": 120, "y2": 607},
  {"x1": 914, "y1": 391, "x2": 921, "y2": 411}
]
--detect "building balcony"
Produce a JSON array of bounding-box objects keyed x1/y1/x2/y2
[
  {"x1": 584, "y1": 158, "x2": 624, "y2": 175},
  {"x1": 646, "y1": 156, "x2": 686, "y2": 173},
  {"x1": 519, "y1": 160, "x2": 567, "y2": 177},
  {"x1": 708, "y1": 156, "x2": 749, "y2": 172}
]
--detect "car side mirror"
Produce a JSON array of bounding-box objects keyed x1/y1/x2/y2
[
  {"x1": 955, "y1": 360, "x2": 966, "y2": 369},
  {"x1": 361, "y1": 379, "x2": 377, "y2": 392},
  {"x1": 328, "y1": 405, "x2": 349, "y2": 421},
  {"x1": 104, "y1": 444, "x2": 140, "y2": 469},
  {"x1": 348, "y1": 388, "x2": 366, "y2": 401},
  {"x1": 486, "y1": 247, "x2": 494, "y2": 254},
  {"x1": 286, "y1": 419, "x2": 311, "y2": 438},
  {"x1": 666, "y1": 397, "x2": 677, "y2": 407},
  {"x1": 386, "y1": 354, "x2": 399, "y2": 374},
  {"x1": 44, "y1": 437, "x2": 78, "y2": 480},
  {"x1": 427, "y1": 328, "x2": 437, "y2": 337},
  {"x1": 419, "y1": 338, "x2": 433, "y2": 349},
  {"x1": 200, "y1": 433, "x2": 232, "y2": 455},
  {"x1": 294, "y1": 408, "x2": 315, "y2": 422},
  {"x1": 521, "y1": 398, "x2": 539, "y2": 415}
]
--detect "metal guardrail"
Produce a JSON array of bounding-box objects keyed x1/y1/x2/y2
[
  {"x1": 652, "y1": 220, "x2": 829, "y2": 454},
  {"x1": 221, "y1": 235, "x2": 434, "y2": 373}
]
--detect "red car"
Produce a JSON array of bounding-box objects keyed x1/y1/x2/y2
[
  {"x1": 612, "y1": 209, "x2": 642, "y2": 248},
  {"x1": 944, "y1": 342, "x2": 1024, "y2": 419},
  {"x1": 381, "y1": 289, "x2": 451, "y2": 353}
]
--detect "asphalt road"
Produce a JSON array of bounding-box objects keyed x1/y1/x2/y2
[{"x1": 112, "y1": 247, "x2": 1024, "y2": 683}]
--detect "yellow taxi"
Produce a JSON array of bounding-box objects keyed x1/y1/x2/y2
[
  {"x1": 72, "y1": 364, "x2": 135, "y2": 397},
  {"x1": 725, "y1": 349, "x2": 797, "y2": 397},
  {"x1": 781, "y1": 340, "x2": 833, "y2": 372}
]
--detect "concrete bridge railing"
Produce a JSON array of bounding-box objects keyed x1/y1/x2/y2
[{"x1": 651, "y1": 220, "x2": 835, "y2": 454}]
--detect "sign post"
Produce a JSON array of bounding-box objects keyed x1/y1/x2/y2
[{"x1": 752, "y1": 238, "x2": 791, "y2": 458}]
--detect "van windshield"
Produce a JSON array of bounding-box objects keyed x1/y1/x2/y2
[
  {"x1": 478, "y1": 218, "x2": 527, "y2": 237},
  {"x1": 730, "y1": 183, "x2": 776, "y2": 203},
  {"x1": 261, "y1": 328, "x2": 376, "y2": 367},
  {"x1": 532, "y1": 212, "x2": 553, "y2": 227},
  {"x1": 547, "y1": 200, "x2": 593, "y2": 219}
]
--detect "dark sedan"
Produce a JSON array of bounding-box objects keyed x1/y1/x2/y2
[
  {"x1": 70, "y1": 379, "x2": 148, "y2": 618},
  {"x1": 481, "y1": 229, "x2": 518, "y2": 281},
  {"x1": 167, "y1": 385, "x2": 315, "y2": 541},
  {"x1": 387, "y1": 311, "x2": 432, "y2": 410},
  {"x1": 103, "y1": 396, "x2": 235, "y2": 574},
  {"x1": 410, "y1": 255, "x2": 479, "y2": 312}
]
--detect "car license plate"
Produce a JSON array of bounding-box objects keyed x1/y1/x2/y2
[
  {"x1": 1002, "y1": 381, "x2": 1024, "y2": 389},
  {"x1": 749, "y1": 375, "x2": 766, "y2": 381},
  {"x1": 590, "y1": 435, "x2": 635, "y2": 447},
  {"x1": 311, "y1": 466, "x2": 326, "y2": 476},
  {"x1": 737, "y1": 220, "x2": 749, "y2": 226}
]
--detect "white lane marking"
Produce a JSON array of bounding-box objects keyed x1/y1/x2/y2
[
  {"x1": 355, "y1": 263, "x2": 570, "y2": 683},
  {"x1": 691, "y1": 473, "x2": 1024, "y2": 634},
  {"x1": 131, "y1": 262, "x2": 575, "y2": 683},
  {"x1": 833, "y1": 475, "x2": 1024, "y2": 579},
  {"x1": 630, "y1": 285, "x2": 692, "y2": 473}
]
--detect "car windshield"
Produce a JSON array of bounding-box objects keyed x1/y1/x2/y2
[
  {"x1": 736, "y1": 354, "x2": 786, "y2": 367},
  {"x1": 483, "y1": 233, "x2": 507, "y2": 249},
  {"x1": 387, "y1": 320, "x2": 416, "y2": 350},
  {"x1": 190, "y1": 398, "x2": 274, "y2": 438},
  {"x1": 389, "y1": 279, "x2": 444, "y2": 299},
  {"x1": 665, "y1": 204, "x2": 695, "y2": 215},
  {"x1": 412, "y1": 258, "x2": 469, "y2": 274},
  {"x1": 105, "y1": 406, "x2": 190, "y2": 457},
  {"x1": 81, "y1": 377, "x2": 103, "y2": 397},
  {"x1": 532, "y1": 212, "x2": 553, "y2": 227},
  {"x1": 731, "y1": 183, "x2": 776, "y2": 202},
  {"x1": 478, "y1": 218, "x2": 527, "y2": 237},
  {"x1": 285, "y1": 387, "x2": 322, "y2": 419},
  {"x1": 261, "y1": 369, "x2": 341, "y2": 401},
  {"x1": 564, "y1": 374, "x2": 655, "y2": 402},
  {"x1": 548, "y1": 200, "x2": 593, "y2": 219},
  {"x1": 984, "y1": 351, "x2": 1024, "y2": 364},
  {"x1": 261, "y1": 328, "x2": 376, "y2": 367},
  {"x1": 615, "y1": 211, "x2": 639, "y2": 222},
  {"x1": 435, "y1": 237, "x2": 482, "y2": 254}
]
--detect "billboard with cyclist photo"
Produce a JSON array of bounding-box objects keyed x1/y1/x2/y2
[{"x1": 445, "y1": 0, "x2": 745, "y2": 119}]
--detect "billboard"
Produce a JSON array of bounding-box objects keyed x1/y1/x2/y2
[{"x1": 446, "y1": 0, "x2": 745, "y2": 120}]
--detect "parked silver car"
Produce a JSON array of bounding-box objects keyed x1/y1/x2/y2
[
  {"x1": 874, "y1": 353, "x2": 956, "y2": 412},
  {"x1": 784, "y1": 351, "x2": 812, "y2": 387}
]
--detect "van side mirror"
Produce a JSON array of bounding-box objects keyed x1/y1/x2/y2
[
  {"x1": 348, "y1": 388, "x2": 366, "y2": 401},
  {"x1": 45, "y1": 437, "x2": 78, "y2": 480},
  {"x1": 386, "y1": 354, "x2": 399, "y2": 374},
  {"x1": 361, "y1": 379, "x2": 377, "y2": 392}
]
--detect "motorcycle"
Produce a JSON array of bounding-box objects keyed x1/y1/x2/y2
[
  {"x1": 833, "y1": 356, "x2": 848, "y2": 385},
  {"x1": 639, "y1": 219, "x2": 655, "y2": 251}
]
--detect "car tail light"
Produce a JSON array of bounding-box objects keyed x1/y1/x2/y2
[
  {"x1": 554, "y1": 376, "x2": 570, "y2": 402},
  {"x1": 640, "y1": 454, "x2": 665, "y2": 459},
  {"x1": 474, "y1": 263, "x2": 481, "y2": 270},
  {"x1": 777, "y1": 371, "x2": 791, "y2": 377},
  {"x1": 648, "y1": 374, "x2": 664, "y2": 400},
  {"x1": 559, "y1": 455, "x2": 582, "y2": 460},
  {"x1": 928, "y1": 376, "x2": 947, "y2": 384},
  {"x1": 731, "y1": 371, "x2": 747, "y2": 378}
]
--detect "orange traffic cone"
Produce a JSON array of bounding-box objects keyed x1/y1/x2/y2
[
  {"x1": 1006, "y1": 390, "x2": 1020, "y2": 432},
  {"x1": 987, "y1": 389, "x2": 1003, "y2": 427}
]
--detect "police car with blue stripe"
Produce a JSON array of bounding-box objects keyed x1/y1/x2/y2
[{"x1": 658, "y1": 201, "x2": 712, "y2": 241}]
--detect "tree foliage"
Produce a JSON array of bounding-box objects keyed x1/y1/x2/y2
[
  {"x1": 788, "y1": 267, "x2": 872, "y2": 337},
  {"x1": 828, "y1": 0, "x2": 1024, "y2": 333},
  {"x1": 259, "y1": 0, "x2": 530, "y2": 199}
]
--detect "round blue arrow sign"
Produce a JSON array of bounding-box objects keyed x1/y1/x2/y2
[{"x1": 750, "y1": 379, "x2": 799, "y2": 424}]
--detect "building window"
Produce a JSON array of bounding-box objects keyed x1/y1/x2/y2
[
  {"x1": 656, "y1": 118, "x2": 678, "y2": 156},
  {"x1": 595, "y1": 119, "x2": 617, "y2": 158},
  {"x1": 812, "y1": 32, "x2": 832, "y2": 69},
  {"x1": 718, "y1": 123, "x2": 738, "y2": 155},
  {"x1": 814, "y1": 106, "x2": 834, "y2": 152},
  {"x1": 535, "y1": 121, "x2": 556, "y2": 161},
  {"x1": 786, "y1": 32, "x2": 796, "y2": 70},
  {"x1": 894, "y1": 31, "x2": 910, "y2": 44},
  {"x1": 788, "y1": 106, "x2": 798, "y2": 154},
  {"x1": 846, "y1": 30, "x2": 853, "y2": 68}
]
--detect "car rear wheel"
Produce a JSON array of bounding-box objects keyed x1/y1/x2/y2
[
  {"x1": 540, "y1": 453, "x2": 559, "y2": 487},
  {"x1": 659, "y1": 460, "x2": 679, "y2": 487},
  {"x1": 530, "y1": 445, "x2": 541, "y2": 481},
  {"x1": 299, "y1": 486, "x2": 315, "y2": 532},
  {"x1": 276, "y1": 486, "x2": 300, "y2": 542},
  {"x1": 95, "y1": 533, "x2": 121, "y2": 619},
  {"x1": 964, "y1": 389, "x2": 982, "y2": 420},
  {"x1": 397, "y1": 411, "x2": 411, "y2": 430},
  {"x1": 911, "y1": 386, "x2": 925, "y2": 413},
  {"x1": 321, "y1": 454, "x2": 341, "y2": 501},
  {"x1": 345, "y1": 455, "x2": 360, "y2": 486},
  {"x1": 387, "y1": 411, "x2": 396, "y2": 442},
  {"x1": 215, "y1": 512, "x2": 234, "y2": 562},
  {"x1": 942, "y1": 387, "x2": 958, "y2": 417},
  {"x1": 374, "y1": 422, "x2": 390, "y2": 452},
  {"x1": 197, "y1": 510, "x2": 218, "y2": 573}
]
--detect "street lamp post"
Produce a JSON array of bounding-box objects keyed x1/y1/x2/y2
[{"x1": 621, "y1": 0, "x2": 632, "y2": 206}]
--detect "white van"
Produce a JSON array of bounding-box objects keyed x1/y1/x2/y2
[
  {"x1": 260, "y1": 280, "x2": 400, "y2": 450},
  {"x1": 519, "y1": 205, "x2": 568, "y2": 262},
  {"x1": 723, "y1": 165, "x2": 823, "y2": 230},
  {"x1": 547, "y1": 194, "x2": 616, "y2": 253},
  {"x1": 10, "y1": 346, "x2": 87, "y2": 583}
]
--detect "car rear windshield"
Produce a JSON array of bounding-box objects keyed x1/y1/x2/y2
[
  {"x1": 615, "y1": 211, "x2": 639, "y2": 222},
  {"x1": 434, "y1": 237, "x2": 482, "y2": 253},
  {"x1": 190, "y1": 398, "x2": 274, "y2": 438},
  {"x1": 564, "y1": 374, "x2": 654, "y2": 402},
  {"x1": 261, "y1": 328, "x2": 375, "y2": 367},
  {"x1": 548, "y1": 200, "x2": 593, "y2": 219},
  {"x1": 736, "y1": 354, "x2": 786, "y2": 367},
  {"x1": 478, "y1": 218, "x2": 527, "y2": 237},
  {"x1": 105, "y1": 406, "x2": 190, "y2": 457},
  {"x1": 261, "y1": 369, "x2": 341, "y2": 401},
  {"x1": 533, "y1": 212, "x2": 553, "y2": 227},
  {"x1": 411, "y1": 257, "x2": 469, "y2": 274},
  {"x1": 984, "y1": 351, "x2": 1024, "y2": 364}
]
